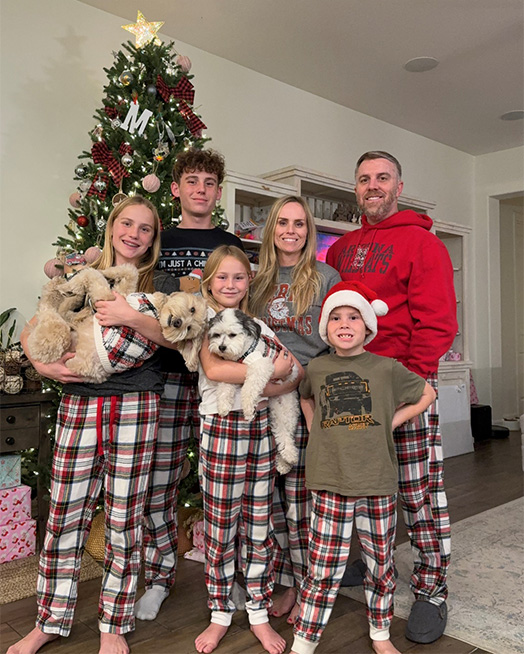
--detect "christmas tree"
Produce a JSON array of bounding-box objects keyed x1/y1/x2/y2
[
  {"x1": 48, "y1": 10, "x2": 225, "y2": 270},
  {"x1": 27, "y1": 12, "x2": 213, "y2": 506}
]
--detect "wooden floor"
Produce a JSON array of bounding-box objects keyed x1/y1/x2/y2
[{"x1": 1, "y1": 432, "x2": 523, "y2": 654}]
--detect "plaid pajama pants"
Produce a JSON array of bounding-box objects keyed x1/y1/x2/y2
[
  {"x1": 272, "y1": 407, "x2": 311, "y2": 588},
  {"x1": 200, "y1": 407, "x2": 276, "y2": 626},
  {"x1": 36, "y1": 392, "x2": 159, "y2": 636},
  {"x1": 394, "y1": 373, "x2": 450, "y2": 604},
  {"x1": 142, "y1": 371, "x2": 200, "y2": 589},
  {"x1": 293, "y1": 490, "x2": 397, "y2": 653}
]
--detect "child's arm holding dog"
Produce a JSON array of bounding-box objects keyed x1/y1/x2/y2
[
  {"x1": 95, "y1": 292, "x2": 179, "y2": 349},
  {"x1": 20, "y1": 318, "x2": 85, "y2": 384},
  {"x1": 391, "y1": 381, "x2": 436, "y2": 430},
  {"x1": 200, "y1": 334, "x2": 302, "y2": 395}
]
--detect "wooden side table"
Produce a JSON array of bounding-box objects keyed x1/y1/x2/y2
[{"x1": 0, "y1": 391, "x2": 57, "y2": 550}]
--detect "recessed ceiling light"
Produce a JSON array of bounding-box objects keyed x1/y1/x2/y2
[
  {"x1": 500, "y1": 110, "x2": 524, "y2": 121},
  {"x1": 403, "y1": 57, "x2": 439, "y2": 73}
]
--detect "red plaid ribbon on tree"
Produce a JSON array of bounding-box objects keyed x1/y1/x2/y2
[
  {"x1": 178, "y1": 100, "x2": 207, "y2": 136},
  {"x1": 104, "y1": 106, "x2": 119, "y2": 119},
  {"x1": 156, "y1": 75, "x2": 195, "y2": 104},
  {"x1": 91, "y1": 140, "x2": 129, "y2": 187},
  {"x1": 119, "y1": 143, "x2": 133, "y2": 156}
]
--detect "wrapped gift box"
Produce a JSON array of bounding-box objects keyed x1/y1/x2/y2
[
  {"x1": 0, "y1": 518, "x2": 36, "y2": 563},
  {"x1": 0, "y1": 454, "x2": 21, "y2": 490},
  {"x1": 0, "y1": 484, "x2": 32, "y2": 526}
]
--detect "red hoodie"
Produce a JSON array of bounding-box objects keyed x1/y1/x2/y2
[{"x1": 326, "y1": 210, "x2": 457, "y2": 377}]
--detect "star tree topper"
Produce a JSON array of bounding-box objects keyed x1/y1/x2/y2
[{"x1": 122, "y1": 10, "x2": 164, "y2": 48}]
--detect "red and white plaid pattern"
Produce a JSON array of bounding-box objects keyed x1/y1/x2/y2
[
  {"x1": 394, "y1": 373, "x2": 450, "y2": 603},
  {"x1": 200, "y1": 407, "x2": 276, "y2": 623},
  {"x1": 95, "y1": 294, "x2": 159, "y2": 375},
  {"x1": 142, "y1": 371, "x2": 200, "y2": 589},
  {"x1": 272, "y1": 408, "x2": 311, "y2": 588},
  {"x1": 294, "y1": 490, "x2": 397, "y2": 649},
  {"x1": 36, "y1": 392, "x2": 159, "y2": 636}
]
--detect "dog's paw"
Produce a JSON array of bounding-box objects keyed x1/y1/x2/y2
[{"x1": 276, "y1": 454, "x2": 293, "y2": 475}]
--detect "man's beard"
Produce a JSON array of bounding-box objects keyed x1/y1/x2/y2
[{"x1": 358, "y1": 189, "x2": 398, "y2": 222}]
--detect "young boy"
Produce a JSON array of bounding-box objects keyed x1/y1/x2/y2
[{"x1": 291, "y1": 281, "x2": 436, "y2": 654}]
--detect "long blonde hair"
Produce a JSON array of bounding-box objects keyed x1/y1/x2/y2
[
  {"x1": 201, "y1": 245, "x2": 252, "y2": 314},
  {"x1": 91, "y1": 195, "x2": 161, "y2": 292},
  {"x1": 249, "y1": 196, "x2": 321, "y2": 317}
]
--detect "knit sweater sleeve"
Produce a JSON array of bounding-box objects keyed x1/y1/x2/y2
[{"x1": 406, "y1": 235, "x2": 458, "y2": 376}]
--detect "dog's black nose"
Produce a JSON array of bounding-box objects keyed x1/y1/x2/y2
[
  {"x1": 173, "y1": 318, "x2": 182, "y2": 328},
  {"x1": 219, "y1": 345, "x2": 226, "y2": 352}
]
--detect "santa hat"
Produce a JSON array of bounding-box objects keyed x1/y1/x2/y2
[{"x1": 318, "y1": 281, "x2": 389, "y2": 345}]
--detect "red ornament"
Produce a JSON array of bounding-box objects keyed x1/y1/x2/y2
[{"x1": 77, "y1": 215, "x2": 89, "y2": 227}]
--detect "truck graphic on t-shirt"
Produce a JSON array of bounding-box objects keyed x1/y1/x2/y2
[{"x1": 320, "y1": 371, "x2": 372, "y2": 421}]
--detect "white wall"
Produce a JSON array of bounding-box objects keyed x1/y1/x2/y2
[
  {"x1": 1, "y1": 0, "x2": 476, "y2": 330},
  {"x1": 472, "y1": 147, "x2": 524, "y2": 415}
]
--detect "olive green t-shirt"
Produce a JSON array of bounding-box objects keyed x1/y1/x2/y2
[{"x1": 300, "y1": 351, "x2": 426, "y2": 496}]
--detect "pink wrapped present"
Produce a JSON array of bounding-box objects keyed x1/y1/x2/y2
[
  {"x1": 0, "y1": 454, "x2": 21, "y2": 489},
  {"x1": 193, "y1": 520, "x2": 204, "y2": 552},
  {"x1": 0, "y1": 484, "x2": 32, "y2": 526},
  {"x1": 0, "y1": 518, "x2": 36, "y2": 563}
]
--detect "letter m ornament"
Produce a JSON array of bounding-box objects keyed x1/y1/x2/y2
[{"x1": 120, "y1": 102, "x2": 153, "y2": 136}]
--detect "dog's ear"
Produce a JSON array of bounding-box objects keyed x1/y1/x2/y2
[{"x1": 236, "y1": 310, "x2": 261, "y2": 340}]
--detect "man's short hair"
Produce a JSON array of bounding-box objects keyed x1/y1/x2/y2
[
  {"x1": 355, "y1": 151, "x2": 402, "y2": 180},
  {"x1": 172, "y1": 148, "x2": 226, "y2": 185}
]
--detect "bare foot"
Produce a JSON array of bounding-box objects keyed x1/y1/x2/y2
[
  {"x1": 268, "y1": 587, "x2": 297, "y2": 617},
  {"x1": 372, "y1": 638, "x2": 402, "y2": 654},
  {"x1": 250, "y1": 623, "x2": 286, "y2": 654},
  {"x1": 286, "y1": 602, "x2": 300, "y2": 625},
  {"x1": 195, "y1": 623, "x2": 229, "y2": 653},
  {"x1": 99, "y1": 633, "x2": 129, "y2": 654},
  {"x1": 7, "y1": 627, "x2": 59, "y2": 654}
]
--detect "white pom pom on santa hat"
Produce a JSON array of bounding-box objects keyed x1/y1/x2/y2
[{"x1": 318, "y1": 280, "x2": 389, "y2": 346}]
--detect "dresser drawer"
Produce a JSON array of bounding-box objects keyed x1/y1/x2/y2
[
  {"x1": 1, "y1": 405, "x2": 40, "y2": 431},
  {"x1": 1, "y1": 428, "x2": 40, "y2": 452}
]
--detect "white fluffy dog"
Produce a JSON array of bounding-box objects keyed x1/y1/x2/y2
[{"x1": 207, "y1": 308, "x2": 300, "y2": 474}]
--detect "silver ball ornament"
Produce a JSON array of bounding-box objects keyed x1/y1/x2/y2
[
  {"x1": 94, "y1": 179, "x2": 107, "y2": 192},
  {"x1": 119, "y1": 70, "x2": 134, "y2": 86},
  {"x1": 75, "y1": 164, "x2": 87, "y2": 177},
  {"x1": 121, "y1": 153, "x2": 134, "y2": 167},
  {"x1": 147, "y1": 85, "x2": 157, "y2": 96},
  {"x1": 111, "y1": 118, "x2": 122, "y2": 129},
  {"x1": 78, "y1": 180, "x2": 91, "y2": 192}
]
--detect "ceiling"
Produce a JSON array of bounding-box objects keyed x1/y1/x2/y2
[{"x1": 78, "y1": 0, "x2": 524, "y2": 156}]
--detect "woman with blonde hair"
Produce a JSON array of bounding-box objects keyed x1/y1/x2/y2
[
  {"x1": 250, "y1": 195, "x2": 341, "y2": 623},
  {"x1": 13, "y1": 195, "x2": 178, "y2": 654}
]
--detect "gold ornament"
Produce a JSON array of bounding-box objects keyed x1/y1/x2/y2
[{"x1": 122, "y1": 10, "x2": 164, "y2": 48}]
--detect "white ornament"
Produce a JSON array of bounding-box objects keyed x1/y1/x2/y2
[{"x1": 120, "y1": 102, "x2": 153, "y2": 136}]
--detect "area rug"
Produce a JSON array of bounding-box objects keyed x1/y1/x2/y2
[
  {"x1": 340, "y1": 497, "x2": 524, "y2": 654},
  {"x1": 0, "y1": 552, "x2": 103, "y2": 605}
]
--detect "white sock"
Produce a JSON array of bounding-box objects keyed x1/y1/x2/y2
[{"x1": 135, "y1": 587, "x2": 169, "y2": 620}]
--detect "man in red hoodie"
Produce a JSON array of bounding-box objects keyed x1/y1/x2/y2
[{"x1": 326, "y1": 151, "x2": 457, "y2": 644}]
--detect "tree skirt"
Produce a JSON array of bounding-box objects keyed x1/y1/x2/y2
[
  {"x1": 0, "y1": 552, "x2": 103, "y2": 605},
  {"x1": 340, "y1": 497, "x2": 524, "y2": 654}
]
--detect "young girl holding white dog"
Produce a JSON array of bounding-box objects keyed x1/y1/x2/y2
[
  {"x1": 196, "y1": 245, "x2": 302, "y2": 654},
  {"x1": 11, "y1": 196, "x2": 178, "y2": 654}
]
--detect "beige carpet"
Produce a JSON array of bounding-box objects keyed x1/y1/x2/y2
[
  {"x1": 340, "y1": 497, "x2": 524, "y2": 654},
  {"x1": 0, "y1": 552, "x2": 103, "y2": 605}
]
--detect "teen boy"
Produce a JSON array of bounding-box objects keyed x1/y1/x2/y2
[{"x1": 137, "y1": 148, "x2": 244, "y2": 621}]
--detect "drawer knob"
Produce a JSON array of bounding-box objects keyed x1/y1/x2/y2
[
  {"x1": 6, "y1": 415, "x2": 16, "y2": 425},
  {"x1": 5, "y1": 436, "x2": 15, "y2": 446}
]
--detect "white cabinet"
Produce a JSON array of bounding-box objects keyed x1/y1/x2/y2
[{"x1": 438, "y1": 363, "x2": 474, "y2": 458}]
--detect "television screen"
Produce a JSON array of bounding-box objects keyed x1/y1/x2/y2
[{"x1": 316, "y1": 232, "x2": 339, "y2": 262}]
